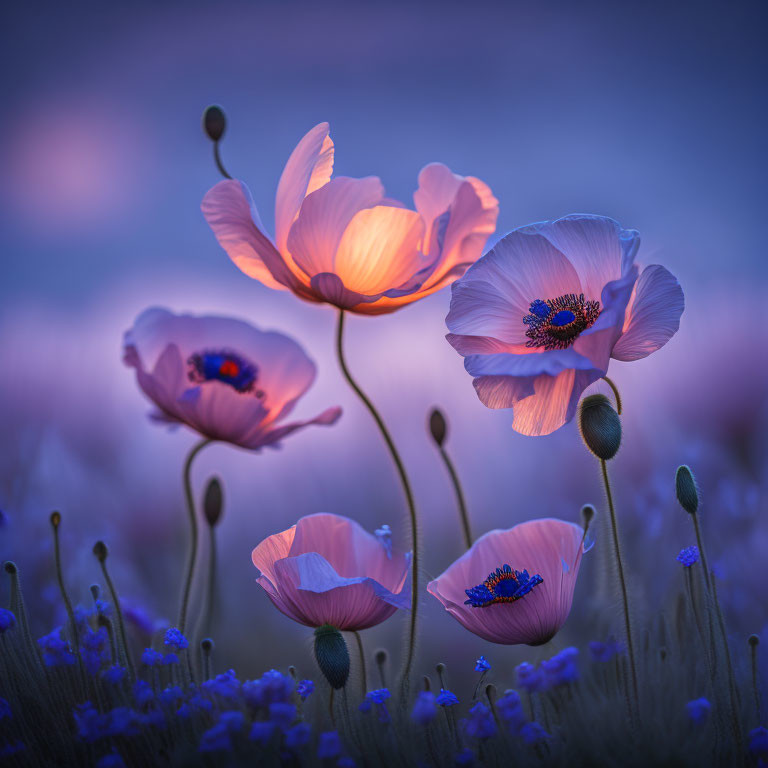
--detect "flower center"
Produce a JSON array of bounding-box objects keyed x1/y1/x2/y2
[
  {"x1": 464, "y1": 564, "x2": 543, "y2": 608},
  {"x1": 187, "y1": 350, "x2": 260, "y2": 394},
  {"x1": 523, "y1": 293, "x2": 600, "y2": 350}
]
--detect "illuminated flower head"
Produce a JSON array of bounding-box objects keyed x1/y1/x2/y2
[
  {"x1": 251, "y1": 513, "x2": 411, "y2": 631},
  {"x1": 201, "y1": 123, "x2": 498, "y2": 314},
  {"x1": 445, "y1": 215, "x2": 684, "y2": 435},
  {"x1": 427, "y1": 519, "x2": 587, "y2": 645},
  {"x1": 123, "y1": 308, "x2": 340, "y2": 450}
]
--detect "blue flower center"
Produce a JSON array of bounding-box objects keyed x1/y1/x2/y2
[
  {"x1": 188, "y1": 350, "x2": 259, "y2": 394},
  {"x1": 522, "y1": 294, "x2": 601, "y2": 350},
  {"x1": 464, "y1": 564, "x2": 543, "y2": 608},
  {"x1": 551, "y1": 310, "x2": 576, "y2": 327}
]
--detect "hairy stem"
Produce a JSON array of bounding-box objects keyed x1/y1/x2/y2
[
  {"x1": 179, "y1": 439, "x2": 214, "y2": 637},
  {"x1": 334, "y1": 309, "x2": 419, "y2": 696},
  {"x1": 438, "y1": 444, "x2": 472, "y2": 549},
  {"x1": 353, "y1": 631, "x2": 368, "y2": 700},
  {"x1": 602, "y1": 375, "x2": 622, "y2": 415}
]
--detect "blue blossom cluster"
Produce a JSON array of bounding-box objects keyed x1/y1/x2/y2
[{"x1": 516, "y1": 647, "x2": 580, "y2": 694}]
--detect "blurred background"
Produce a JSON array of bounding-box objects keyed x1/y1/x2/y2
[{"x1": 1, "y1": 0, "x2": 766, "y2": 690}]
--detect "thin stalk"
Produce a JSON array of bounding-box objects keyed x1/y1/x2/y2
[
  {"x1": 599, "y1": 460, "x2": 639, "y2": 711},
  {"x1": 213, "y1": 142, "x2": 232, "y2": 180},
  {"x1": 437, "y1": 445, "x2": 472, "y2": 549},
  {"x1": 179, "y1": 439, "x2": 214, "y2": 636},
  {"x1": 202, "y1": 525, "x2": 218, "y2": 640},
  {"x1": 334, "y1": 309, "x2": 419, "y2": 695},
  {"x1": 353, "y1": 631, "x2": 368, "y2": 699},
  {"x1": 751, "y1": 638, "x2": 762, "y2": 725},
  {"x1": 96, "y1": 551, "x2": 136, "y2": 680},
  {"x1": 602, "y1": 375, "x2": 623, "y2": 414},
  {"x1": 692, "y1": 514, "x2": 712, "y2": 592}
]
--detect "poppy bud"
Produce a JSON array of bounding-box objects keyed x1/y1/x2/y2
[
  {"x1": 203, "y1": 105, "x2": 227, "y2": 142},
  {"x1": 429, "y1": 408, "x2": 447, "y2": 447},
  {"x1": 3, "y1": 561, "x2": 17, "y2": 575},
  {"x1": 749, "y1": 634, "x2": 759, "y2": 648},
  {"x1": 201, "y1": 637, "x2": 215, "y2": 654},
  {"x1": 314, "y1": 624, "x2": 350, "y2": 690},
  {"x1": 93, "y1": 541, "x2": 108, "y2": 562},
  {"x1": 203, "y1": 477, "x2": 224, "y2": 527},
  {"x1": 50, "y1": 511, "x2": 61, "y2": 528},
  {"x1": 675, "y1": 465, "x2": 699, "y2": 515},
  {"x1": 580, "y1": 504, "x2": 595, "y2": 531},
  {"x1": 578, "y1": 395, "x2": 621, "y2": 461}
]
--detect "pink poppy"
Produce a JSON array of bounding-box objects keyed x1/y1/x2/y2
[
  {"x1": 445, "y1": 215, "x2": 684, "y2": 435},
  {"x1": 123, "y1": 308, "x2": 340, "y2": 449},
  {"x1": 201, "y1": 123, "x2": 498, "y2": 314},
  {"x1": 252, "y1": 513, "x2": 411, "y2": 630},
  {"x1": 427, "y1": 519, "x2": 587, "y2": 645}
]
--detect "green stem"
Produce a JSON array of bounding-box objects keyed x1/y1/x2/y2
[
  {"x1": 438, "y1": 445, "x2": 472, "y2": 549},
  {"x1": 352, "y1": 631, "x2": 368, "y2": 700},
  {"x1": 599, "y1": 460, "x2": 639, "y2": 711},
  {"x1": 202, "y1": 525, "x2": 218, "y2": 641},
  {"x1": 602, "y1": 375, "x2": 622, "y2": 415},
  {"x1": 334, "y1": 309, "x2": 419, "y2": 696},
  {"x1": 213, "y1": 141, "x2": 232, "y2": 180},
  {"x1": 179, "y1": 439, "x2": 214, "y2": 637},
  {"x1": 97, "y1": 552, "x2": 136, "y2": 680}
]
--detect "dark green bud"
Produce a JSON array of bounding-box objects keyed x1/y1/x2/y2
[
  {"x1": 203, "y1": 477, "x2": 224, "y2": 527},
  {"x1": 93, "y1": 541, "x2": 108, "y2": 562},
  {"x1": 675, "y1": 465, "x2": 699, "y2": 515},
  {"x1": 3, "y1": 561, "x2": 17, "y2": 575},
  {"x1": 429, "y1": 408, "x2": 447, "y2": 447},
  {"x1": 50, "y1": 511, "x2": 61, "y2": 528},
  {"x1": 201, "y1": 638, "x2": 215, "y2": 654},
  {"x1": 748, "y1": 634, "x2": 759, "y2": 648},
  {"x1": 314, "y1": 625, "x2": 350, "y2": 690},
  {"x1": 580, "y1": 504, "x2": 595, "y2": 531},
  {"x1": 578, "y1": 395, "x2": 621, "y2": 460},
  {"x1": 203, "y1": 105, "x2": 227, "y2": 142}
]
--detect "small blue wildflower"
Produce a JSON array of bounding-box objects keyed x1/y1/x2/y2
[
  {"x1": 94, "y1": 599, "x2": 112, "y2": 617},
  {"x1": 38, "y1": 628, "x2": 76, "y2": 667},
  {"x1": 102, "y1": 665, "x2": 127, "y2": 685},
  {"x1": 516, "y1": 662, "x2": 544, "y2": 693},
  {"x1": 296, "y1": 679, "x2": 314, "y2": 700},
  {"x1": 375, "y1": 524, "x2": 393, "y2": 559},
  {"x1": 96, "y1": 751, "x2": 126, "y2": 768},
  {"x1": 163, "y1": 627, "x2": 188, "y2": 651},
  {"x1": 588, "y1": 637, "x2": 623, "y2": 663},
  {"x1": 497, "y1": 690, "x2": 525, "y2": 733},
  {"x1": 141, "y1": 709, "x2": 166, "y2": 729},
  {"x1": 284, "y1": 722, "x2": 311, "y2": 750},
  {"x1": 0, "y1": 699, "x2": 11, "y2": 720},
  {"x1": 268, "y1": 702, "x2": 297, "y2": 728},
  {"x1": 437, "y1": 688, "x2": 459, "y2": 707},
  {"x1": 464, "y1": 702, "x2": 496, "y2": 740},
  {"x1": 122, "y1": 603, "x2": 156, "y2": 635},
  {"x1": 411, "y1": 691, "x2": 437, "y2": 725},
  {"x1": 749, "y1": 726, "x2": 768, "y2": 758},
  {"x1": 74, "y1": 605, "x2": 92, "y2": 628},
  {"x1": 359, "y1": 689, "x2": 391, "y2": 722},
  {"x1": 249, "y1": 721, "x2": 275, "y2": 744},
  {"x1": 199, "y1": 723, "x2": 232, "y2": 753},
  {"x1": 243, "y1": 669, "x2": 292, "y2": 707},
  {"x1": 161, "y1": 653, "x2": 179, "y2": 666},
  {"x1": 219, "y1": 711, "x2": 245, "y2": 733},
  {"x1": 141, "y1": 648, "x2": 163, "y2": 667},
  {"x1": 521, "y1": 721, "x2": 550, "y2": 744},
  {"x1": 188, "y1": 693, "x2": 212, "y2": 713},
  {"x1": 107, "y1": 707, "x2": 140, "y2": 737},
  {"x1": 541, "y1": 647, "x2": 579, "y2": 686},
  {"x1": 82, "y1": 627, "x2": 109, "y2": 675},
  {"x1": 686, "y1": 697, "x2": 711, "y2": 725},
  {"x1": 677, "y1": 546, "x2": 700, "y2": 568},
  {"x1": 474, "y1": 655, "x2": 491, "y2": 672},
  {"x1": 74, "y1": 702, "x2": 106, "y2": 743},
  {"x1": 455, "y1": 748, "x2": 475, "y2": 766},
  {"x1": 317, "y1": 730, "x2": 342, "y2": 759},
  {"x1": 202, "y1": 669, "x2": 241, "y2": 700},
  {"x1": 133, "y1": 680, "x2": 154, "y2": 707},
  {"x1": 368, "y1": 688, "x2": 391, "y2": 704},
  {"x1": 159, "y1": 686, "x2": 184, "y2": 706},
  {"x1": 0, "y1": 742, "x2": 25, "y2": 757},
  {"x1": 0, "y1": 608, "x2": 15, "y2": 633}
]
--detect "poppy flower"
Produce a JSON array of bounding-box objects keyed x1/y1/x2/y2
[
  {"x1": 252, "y1": 513, "x2": 411, "y2": 630},
  {"x1": 123, "y1": 308, "x2": 340, "y2": 449},
  {"x1": 445, "y1": 215, "x2": 684, "y2": 435},
  {"x1": 201, "y1": 123, "x2": 498, "y2": 314},
  {"x1": 427, "y1": 519, "x2": 587, "y2": 645}
]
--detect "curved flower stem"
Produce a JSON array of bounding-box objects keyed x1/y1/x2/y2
[
  {"x1": 602, "y1": 376, "x2": 622, "y2": 415},
  {"x1": 179, "y1": 439, "x2": 214, "y2": 638},
  {"x1": 334, "y1": 309, "x2": 419, "y2": 696},
  {"x1": 599, "y1": 459, "x2": 639, "y2": 711},
  {"x1": 213, "y1": 142, "x2": 232, "y2": 180},
  {"x1": 352, "y1": 631, "x2": 368, "y2": 700},
  {"x1": 202, "y1": 524, "x2": 218, "y2": 641},
  {"x1": 437, "y1": 443, "x2": 472, "y2": 549}
]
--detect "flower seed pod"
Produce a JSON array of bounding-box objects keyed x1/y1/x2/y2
[
  {"x1": 580, "y1": 504, "x2": 595, "y2": 532},
  {"x1": 93, "y1": 541, "x2": 108, "y2": 562},
  {"x1": 429, "y1": 408, "x2": 447, "y2": 447},
  {"x1": 203, "y1": 477, "x2": 224, "y2": 527},
  {"x1": 314, "y1": 625, "x2": 350, "y2": 690},
  {"x1": 203, "y1": 105, "x2": 227, "y2": 142},
  {"x1": 675, "y1": 465, "x2": 699, "y2": 515},
  {"x1": 578, "y1": 395, "x2": 621, "y2": 461}
]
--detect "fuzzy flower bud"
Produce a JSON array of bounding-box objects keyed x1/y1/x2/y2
[
  {"x1": 429, "y1": 408, "x2": 447, "y2": 447},
  {"x1": 675, "y1": 465, "x2": 699, "y2": 515},
  {"x1": 578, "y1": 395, "x2": 621, "y2": 460},
  {"x1": 203, "y1": 105, "x2": 227, "y2": 142},
  {"x1": 313, "y1": 625, "x2": 350, "y2": 690},
  {"x1": 203, "y1": 477, "x2": 224, "y2": 527}
]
